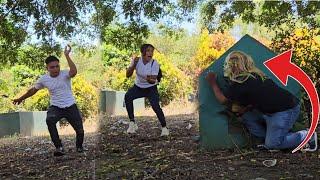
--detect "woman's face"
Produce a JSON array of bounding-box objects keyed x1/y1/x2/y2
[
  {"x1": 231, "y1": 61, "x2": 238, "y2": 73},
  {"x1": 143, "y1": 46, "x2": 154, "y2": 61},
  {"x1": 224, "y1": 57, "x2": 239, "y2": 77}
]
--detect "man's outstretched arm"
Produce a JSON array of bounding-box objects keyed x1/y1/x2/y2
[{"x1": 13, "y1": 87, "x2": 39, "y2": 105}]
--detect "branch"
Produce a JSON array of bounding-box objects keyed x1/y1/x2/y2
[{"x1": 0, "y1": 0, "x2": 24, "y2": 22}]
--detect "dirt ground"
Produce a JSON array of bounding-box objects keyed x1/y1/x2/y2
[
  {"x1": 96, "y1": 114, "x2": 320, "y2": 180},
  {"x1": 0, "y1": 108, "x2": 320, "y2": 179},
  {"x1": 0, "y1": 133, "x2": 97, "y2": 179}
]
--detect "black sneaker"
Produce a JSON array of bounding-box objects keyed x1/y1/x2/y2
[
  {"x1": 76, "y1": 147, "x2": 88, "y2": 153},
  {"x1": 53, "y1": 147, "x2": 65, "y2": 156},
  {"x1": 301, "y1": 132, "x2": 318, "y2": 152}
]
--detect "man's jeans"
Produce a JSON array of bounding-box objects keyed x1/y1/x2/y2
[
  {"x1": 46, "y1": 104, "x2": 84, "y2": 148},
  {"x1": 242, "y1": 105, "x2": 308, "y2": 149},
  {"x1": 125, "y1": 84, "x2": 166, "y2": 127}
]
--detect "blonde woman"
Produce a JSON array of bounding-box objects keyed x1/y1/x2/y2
[{"x1": 206, "y1": 51, "x2": 317, "y2": 151}]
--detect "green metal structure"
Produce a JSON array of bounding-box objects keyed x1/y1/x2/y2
[
  {"x1": 99, "y1": 90, "x2": 145, "y2": 116},
  {"x1": 0, "y1": 111, "x2": 47, "y2": 137},
  {"x1": 199, "y1": 34, "x2": 301, "y2": 149}
]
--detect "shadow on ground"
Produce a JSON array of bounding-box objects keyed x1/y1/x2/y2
[
  {"x1": 96, "y1": 113, "x2": 320, "y2": 179},
  {"x1": 0, "y1": 132, "x2": 98, "y2": 179},
  {"x1": 0, "y1": 113, "x2": 319, "y2": 179}
]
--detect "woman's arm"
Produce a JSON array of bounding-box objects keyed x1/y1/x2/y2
[
  {"x1": 126, "y1": 56, "x2": 139, "y2": 78},
  {"x1": 206, "y1": 72, "x2": 228, "y2": 104}
]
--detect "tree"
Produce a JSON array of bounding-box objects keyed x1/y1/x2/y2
[
  {"x1": 99, "y1": 1, "x2": 319, "y2": 56},
  {"x1": 186, "y1": 30, "x2": 235, "y2": 90},
  {"x1": 0, "y1": 0, "x2": 184, "y2": 66},
  {"x1": 0, "y1": 0, "x2": 96, "y2": 65},
  {"x1": 197, "y1": 1, "x2": 320, "y2": 31},
  {"x1": 102, "y1": 22, "x2": 149, "y2": 52},
  {"x1": 271, "y1": 27, "x2": 320, "y2": 124},
  {"x1": 187, "y1": 30, "x2": 235, "y2": 75},
  {"x1": 147, "y1": 24, "x2": 199, "y2": 68}
]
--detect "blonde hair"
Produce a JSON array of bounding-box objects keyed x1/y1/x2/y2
[{"x1": 223, "y1": 51, "x2": 265, "y2": 83}]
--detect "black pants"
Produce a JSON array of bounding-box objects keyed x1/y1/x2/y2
[
  {"x1": 46, "y1": 104, "x2": 84, "y2": 148},
  {"x1": 125, "y1": 84, "x2": 166, "y2": 127}
]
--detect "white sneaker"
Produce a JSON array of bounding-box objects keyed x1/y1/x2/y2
[
  {"x1": 160, "y1": 127, "x2": 169, "y2": 136},
  {"x1": 127, "y1": 121, "x2": 138, "y2": 134}
]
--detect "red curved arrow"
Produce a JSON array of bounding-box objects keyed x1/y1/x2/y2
[{"x1": 264, "y1": 50, "x2": 319, "y2": 153}]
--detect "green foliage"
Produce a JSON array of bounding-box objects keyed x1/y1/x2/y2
[
  {"x1": 100, "y1": 43, "x2": 133, "y2": 93},
  {"x1": 102, "y1": 67, "x2": 134, "y2": 91},
  {"x1": 0, "y1": 65, "x2": 42, "y2": 113},
  {"x1": 58, "y1": 45, "x2": 105, "y2": 90},
  {"x1": 271, "y1": 27, "x2": 320, "y2": 122},
  {"x1": 155, "y1": 52, "x2": 192, "y2": 105},
  {"x1": 121, "y1": 0, "x2": 172, "y2": 21},
  {"x1": 186, "y1": 30, "x2": 235, "y2": 89},
  {"x1": 10, "y1": 65, "x2": 43, "y2": 87},
  {"x1": 16, "y1": 45, "x2": 61, "y2": 69},
  {"x1": 0, "y1": 71, "x2": 16, "y2": 113},
  {"x1": 103, "y1": 22, "x2": 149, "y2": 52},
  {"x1": 0, "y1": 0, "x2": 197, "y2": 66},
  {"x1": 199, "y1": 1, "x2": 320, "y2": 31},
  {"x1": 71, "y1": 75, "x2": 98, "y2": 118},
  {"x1": 1, "y1": 0, "x2": 91, "y2": 43},
  {"x1": 148, "y1": 24, "x2": 199, "y2": 68},
  {"x1": 271, "y1": 28, "x2": 320, "y2": 82},
  {"x1": 230, "y1": 18, "x2": 274, "y2": 47},
  {"x1": 102, "y1": 44, "x2": 131, "y2": 70},
  {"x1": 155, "y1": 24, "x2": 187, "y2": 40},
  {"x1": 0, "y1": 0, "x2": 92, "y2": 66},
  {"x1": 0, "y1": 21, "x2": 27, "y2": 66}
]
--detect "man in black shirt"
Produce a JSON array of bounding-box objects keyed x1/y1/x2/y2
[{"x1": 206, "y1": 51, "x2": 317, "y2": 151}]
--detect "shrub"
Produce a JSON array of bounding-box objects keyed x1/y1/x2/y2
[
  {"x1": 10, "y1": 65, "x2": 43, "y2": 87},
  {"x1": 186, "y1": 30, "x2": 235, "y2": 90},
  {"x1": 102, "y1": 44, "x2": 131, "y2": 70},
  {"x1": 0, "y1": 69, "x2": 19, "y2": 113},
  {"x1": 155, "y1": 52, "x2": 192, "y2": 105},
  {"x1": 102, "y1": 67, "x2": 134, "y2": 91},
  {"x1": 271, "y1": 28, "x2": 320, "y2": 125},
  {"x1": 0, "y1": 76, "x2": 15, "y2": 113},
  {"x1": 71, "y1": 75, "x2": 98, "y2": 118}
]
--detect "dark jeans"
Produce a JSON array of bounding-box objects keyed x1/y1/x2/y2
[
  {"x1": 125, "y1": 84, "x2": 166, "y2": 127},
  {"x1": 46, "y1": 104, "x2": 84, "y2": 148}
]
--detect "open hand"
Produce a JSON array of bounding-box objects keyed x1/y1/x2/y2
[
  {"x1": 131, "y1": 54, "x2": 140, "y2": 66},
  {"x1": 64, "y1": 44, "x2": 72, "y2": 56},
  {"x1": 12, "y1": 98, "x2": 23, "y2": 105}
]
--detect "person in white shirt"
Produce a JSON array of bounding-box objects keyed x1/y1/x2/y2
[
  {"x1": 125, "y1": 44, "x2": 169, "y2": 136},
  {"x1": 13, "y1": 45, "x2": 85, "y2": 156}
]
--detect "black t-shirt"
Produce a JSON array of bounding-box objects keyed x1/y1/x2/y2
[{"x1": 224, "y1": 73, "x2": 299, "y2": 114}]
